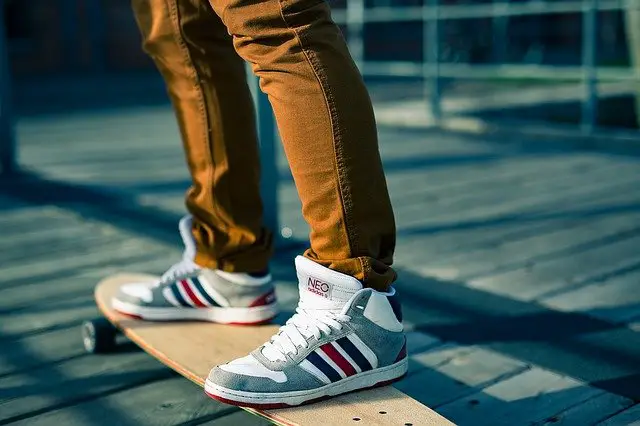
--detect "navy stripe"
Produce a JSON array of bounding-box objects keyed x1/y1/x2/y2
[
  {"x1": 191, "y1": 277, "x2": 220, "y2": 307},
  {"x1": 388, "y1": 293, "x2": 403, "y2": 322},
  {"x1": 337, "y1": 337, "x2": 373, "y2": 372},
  {"x1": 171, "y1": 284, "x2": 191, "y2": 307},
  {"x1": 306, "y1": 351, "x2": 341, "y2": 382}
]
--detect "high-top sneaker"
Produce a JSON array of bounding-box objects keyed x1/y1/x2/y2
[
  {"x1": 204, "y1": 255, "x2": 407, "y2": 408},
  {"x1": 111, "y1": 215, "x2": 278, "y2": 325}
]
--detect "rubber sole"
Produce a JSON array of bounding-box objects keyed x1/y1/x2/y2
[
  {"x1": 111, "y1": 298, "x2": 278, "y2": 325},
  {"x1": 204, "y1": 357, "x2": 408, "y2": 408}
]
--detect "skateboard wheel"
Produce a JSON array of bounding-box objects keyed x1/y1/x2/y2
[{"x1": 82, "y1": 318, "x2": 116, "y2": 354}]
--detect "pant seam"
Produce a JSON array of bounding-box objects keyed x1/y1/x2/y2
[
  {"x1": 167, "y1": 0, "x2": 226, "y2": 265},
  {"x1": 276, "y1": 0, "x2": 358, "y2": 258}
]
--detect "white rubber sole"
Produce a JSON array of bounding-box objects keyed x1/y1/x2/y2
[
  {"x1": 204, "y1": 357, "x2": 408, "y2": 407},
  {"x1": 111, "y1": 298, "x2": 278, "y2": 324}
]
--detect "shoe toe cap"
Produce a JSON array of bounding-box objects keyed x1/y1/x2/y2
[{"x1": 115, "y1": 282, "x2": 154, "y2": 305}]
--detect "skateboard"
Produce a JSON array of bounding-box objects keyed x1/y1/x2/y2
[{"x1": 82, "y1": 273, "x2": 455, "y2": 426}]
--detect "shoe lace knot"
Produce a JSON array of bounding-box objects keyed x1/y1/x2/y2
[
  {"x1": 261, "y1": 302, "x2": 351, "y2": 361},
  {"x1": 158, "y1": 256, "x2": 200, "y2": 286}
]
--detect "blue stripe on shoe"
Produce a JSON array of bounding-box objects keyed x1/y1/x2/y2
[
  {"x1": 336, "y1": 337, "x2": 373, "y2": 372},
  {"x1": 306, "y1": 351, "x2": 342, "y2": 382},
  {"x1": 191, "y1": 277, "x2": 220, "y2": 307},
  {"x1": 171, "y1": 284, "x2": 191, "y2": 307}
]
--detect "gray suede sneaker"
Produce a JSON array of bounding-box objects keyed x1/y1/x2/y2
[
  {"x1": 111, "y1": 215, "x2": 278, "y2": 325},
  {"x1": 204, "y1": 256, "x2": 407, "y2": 408}
]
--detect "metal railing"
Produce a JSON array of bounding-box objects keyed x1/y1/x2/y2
[
  {"x1": 0, "y1": 3, "x2": 15, "y2": 175},
  {"x1": 335, "y1": 0, "x2": 640, "y2": 131}
]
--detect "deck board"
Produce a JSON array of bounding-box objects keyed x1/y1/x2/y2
[
  {"x1": 437, "y1": 369, "x2": 604, "y2": 426},
  {"x1": 540, "y1": 269, "x2": 640, "y2": 323},
  {"x1": 397, "y1": 344, "x2": 528, "y2": 408},
  {"x1": 7, "y1": 377, "x2": 241, "y2": 426},
  {"x1": 597, "y1": 404, "x2": 640, "y2": 425},
  {"x1": 2, "y1": 93, "x2": 639, "y2": 425},
  {"x1": 535, "y1": 392, "x2": 634, "y2": 426}
]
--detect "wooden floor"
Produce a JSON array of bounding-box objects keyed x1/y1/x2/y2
[{"x1": 1, "y1": 83, "x2": 639, "y2": 425}]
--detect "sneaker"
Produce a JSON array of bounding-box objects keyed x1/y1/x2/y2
[
  {"x1": 111, "y1": 215, "x2": 278, "y2": 325},
  {"x1": 204, "y1": 255, "x2": 407, "y2": 408}
]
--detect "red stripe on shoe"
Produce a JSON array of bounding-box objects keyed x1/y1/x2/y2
[
  {"x1": 181, "y1": 280, "x2": 206, "y2": 307},
  {"x1": 249, "y1": 289, "x2": 276, "y2": 307},
  {"x1": 320, "y1": 343, "x2": 357, "y2": 377}
]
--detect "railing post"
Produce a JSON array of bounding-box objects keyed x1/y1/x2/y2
[
  {"x1": 87, "y1": 0, "x2": 106, "y2": 73},
  {"x1": 424, "y1": 0, "x2": 442, "y2": 122},
  {"x1": 248, "y1": 71, "x2": 280, "y2": 246},
  {"x1": 346, "y1": 0, "x2": 365, "y2": 68},
  {"x1": 0, "y1": 4, "x2": 16, "y2": 176},
  {"x1": 581, "y1": 0, "x2": 598, "y2": 133},
  {"x1": 624, "y1": 0, "x2": 640, "y2": 128},
  {"x1": 492, "y1": 0, "x2": 508, "y2": 63}
]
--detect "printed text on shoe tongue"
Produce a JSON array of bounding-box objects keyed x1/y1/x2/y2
[{"x1": 306, "y1": 277, "x2": 333, "y2": 299}]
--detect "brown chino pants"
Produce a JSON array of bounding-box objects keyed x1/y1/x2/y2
[{"x1": 131, "y1": 0, "x2": 397, "y2": 291}]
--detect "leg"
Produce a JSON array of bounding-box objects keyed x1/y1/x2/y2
[
  {"x1": 111, "y1": 0, "x2": 279, "y2": 325},
  {"x1": 207, "y1": 0, "x2": 396, "y2": 291},
  {"x1": 131, "y1": 0, "x2": 272, "y2": 273},
  {"x1": 202, "y1": 0, "x2": 406, "y2": 406}
]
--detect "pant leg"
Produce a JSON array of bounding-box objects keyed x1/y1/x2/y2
[
  {"x1": 131, "y1": 0, "x2": 273, "y2": 273},
  {"x1": 206, "y1": 0, "x2": 397, "y2": 290}
]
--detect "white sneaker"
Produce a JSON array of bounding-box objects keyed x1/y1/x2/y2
[
  {"x1": 111, "y1": 215, "x2": 278, "y2": 325},
  {"x1": 204, "y1": 255, "x2": 407, "y2": 408}
]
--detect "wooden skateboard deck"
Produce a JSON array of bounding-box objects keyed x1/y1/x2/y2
[{"x1": 88, "y1": 273, "x2": 455, "y2": 426}]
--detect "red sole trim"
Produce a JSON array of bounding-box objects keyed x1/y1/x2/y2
[
  {"x1": 205, "y1": 372, "x2": 408, "y2": 409},
  {"x1": 227, "y1": 316, "x2": 276, "y2": 326},
  {"x1": 113, "y1": 310, "x2": 144, "y2": 320},
  {"x1": 113, "y1": 307, "x2": 275, "y2": 326}
]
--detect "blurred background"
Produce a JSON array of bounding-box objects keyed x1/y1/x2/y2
[
  {"x1": 2, "y1": 0, "x2": 639, "y2": 131},
  {"x1": 1, "y1": 1, "x2": 639, "y2": 425}
]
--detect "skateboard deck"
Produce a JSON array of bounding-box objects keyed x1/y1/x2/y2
[{"x1": 88, "y1": 273, "x2": 455, "y2": 426}]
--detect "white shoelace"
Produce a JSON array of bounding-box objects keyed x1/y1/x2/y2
[
  {"x1": 261, "y1": 302, "x2": 351, "y2": 362},
  {"x1": 158, "y1": 256, "x2": 201, "y2": 286}
]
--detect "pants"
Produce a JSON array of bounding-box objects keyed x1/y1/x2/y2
[{"x1": 131, "y1": 0, "x2": 397, "y2": 291}]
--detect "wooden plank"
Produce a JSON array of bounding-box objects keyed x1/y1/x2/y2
[
  {"x1": 201, "y1": 409, "x2": 272, "y2": 426},
  {"x1": 0, "y1": 327, "x2": 86, "y2": 377},
  {"x1": 0, "y1": 295, "x2": 98, "y2": 339},
  {"x1": 405, "y1": 331, "x2": 441, "y2": 355},
  {"x1": 0, "y1": 231, "x2": 152, "y2": 266},
  {"x1": 389, "y1": 154, "x2": 619, "y2": 210},
  {"x1": 437, "y1": 368, "x2": 603, "y2": 426},
  {"x1": 395, "y1": 161, "x2": 640, "y2": 231},
  {"x1": 467, "y1": 235, "x2": 640, "y2": 301},
  {"x1": 395, "y1": 186, "x2": 640, "y2": 275},
  {"x1": 0, "y1": 350, "x2": 171, "y2": 423},
  {"x1": 0, "y1": 220, "x2": 101, "y2": 250},
  {"x1": 396, "y1": 344, "x2": 527, "y2": 408},
  {"x1": 0, "y1": 254, "x2": 180, "y2": 312},
  {"x1": 394, "y1": 184, "x2": 640, "y2": 268},
  {"x1": 0, "y1": 239, "x2": 170, "y2": 285},
  {"x1": 535, "y1": 392, "x2": 634, "y2": 426},
  {"x1": 597, "y1": 404, "x2": 640, "y2": 425},
  {"x1": 7, "y1": 375, "x2": 253, "y2": 426},
  {"x1": 0, "y1": 205, "x2": 74, "y2": 227},
  {"x1": 540, "y1": 269, "x2": 640, "y2": 323},
  {"x1": 418, "y1": 209, "x2": 640, "y2": 283}
]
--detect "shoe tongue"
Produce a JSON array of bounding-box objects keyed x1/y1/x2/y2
[
  {"x1": 178, "y1": 215, "x2": 197, "y2": 260},
  {"x1": 295, "y1": 256, "x2": 363, "y2": 310}
]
